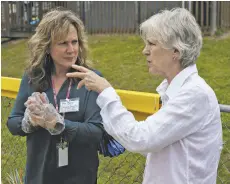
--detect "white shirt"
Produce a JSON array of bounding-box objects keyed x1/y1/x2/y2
[{"x1": 96, "y1": 64, "x2": 223, "y2": 184}]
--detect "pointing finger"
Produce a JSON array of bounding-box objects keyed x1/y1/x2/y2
[
  {"x1": 66, "y1": 72, "x2": 86, "y2": 79},
  {"x1": 71, "y1": 65, "x2": 90, "y2": 73}
]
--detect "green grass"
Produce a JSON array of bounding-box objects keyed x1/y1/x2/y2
[{"x1": 2, "y1": 35, "x2": 230, "y2": 183}]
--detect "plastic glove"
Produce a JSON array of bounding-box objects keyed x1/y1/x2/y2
[
  {"x1": 26, "y1": 102, "x2": 60, "y2": 129},
  {"x1": 42, "y1": 103, "x2": 65, "y2": 134},
  {"x1": 24, "y1": 92, "x2": 49, "y2": 127},
  {"x1": 24, "y1": 92, "x2": 48, "y2": 107},
  {"x1": 24, "y1": 92, "x2": 65, "y2": 135},
  {"x1": 21, "y1": 108, "x2": 39, "y2": 133},
  {"x1": 28, "y1": 112, "x2": 46, "y2": 128},
  {"x1": 43, "y1": 103, "x2": 59, "y2": 129}
]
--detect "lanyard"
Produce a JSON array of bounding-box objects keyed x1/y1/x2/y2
[{"x1": 51, "y1": 78, "x2": 72, "y2": 112}]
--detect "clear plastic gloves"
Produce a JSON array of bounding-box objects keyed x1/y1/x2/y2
[
  {"x1": 22, "y1": 92, "x2": 65, "y2": 135},
  {"x1": 21, "y1": 108, "x2": 38, "y2": 133}
]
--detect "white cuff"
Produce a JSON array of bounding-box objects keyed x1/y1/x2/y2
[{"x1": 96, "y1": 87, "x2": 120, "y2": 108}]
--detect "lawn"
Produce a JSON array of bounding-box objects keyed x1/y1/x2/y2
[{"x1": 1, "y1": 35, "x2": 230, "y2": 183}]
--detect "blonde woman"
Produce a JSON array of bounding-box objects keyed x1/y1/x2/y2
[{"x1": 7, "y1": 8, "x2": 103, "y2": 184}]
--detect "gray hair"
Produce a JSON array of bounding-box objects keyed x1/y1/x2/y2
[{"x1": 140, "y1": 8, "x2": 202, "y2": 68}]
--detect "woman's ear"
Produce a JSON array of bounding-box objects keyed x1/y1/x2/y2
[
  {"x1": 174, "y1": 48, "x2": 179, "y2": 53},
  {"x1": 172, "y1": 49, "x2": 179, "y2": 61}
]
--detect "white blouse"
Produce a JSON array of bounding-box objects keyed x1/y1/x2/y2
[{"x1": 97, "y1": 64, "x2": 223, "y2": 184}]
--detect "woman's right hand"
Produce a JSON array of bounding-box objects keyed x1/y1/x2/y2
[
  {"x1": 28, "y1": 113, "x2": 46, "y2": 128},
  {"x1": 25, "y1": 92, "x2": 48, "y2": 107},
  {"x1": 24, "y1": 92, "x2": 49, "y2": 128}
]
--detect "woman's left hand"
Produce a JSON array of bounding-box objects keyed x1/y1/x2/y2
[{"x1": 66, "y1": 65, "x2": 112, "y2": 93}]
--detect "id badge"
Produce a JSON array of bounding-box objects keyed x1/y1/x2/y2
[
  {"x1": 56, "y1": 141, "x2": 69, "y2": 167},
  {"x1": 59, "y1": 98, "x2": 79, "y2": 113}
]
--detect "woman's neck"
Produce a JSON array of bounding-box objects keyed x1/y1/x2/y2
[
  {"x1": 53, "y1": 65, "x2": 68, "y2": 79},
  {"x1": 166, "y1": 64, "x2": 183, "y2": 84}
]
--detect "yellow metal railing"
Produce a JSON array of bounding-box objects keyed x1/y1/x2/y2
[
  {"x1": 2, "y1": 77, "x2": 229, "y2": 183},
  {"x1": 1, "y1": 77, "x2": 160, "y2": 120}
]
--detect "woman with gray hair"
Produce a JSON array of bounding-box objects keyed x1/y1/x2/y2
[
  {"x1": 7, "y1": 8, "x2": 103, "y2": 184},
  {"x1": 67, "y1": 8, "x2": 223, "y2": 184}
]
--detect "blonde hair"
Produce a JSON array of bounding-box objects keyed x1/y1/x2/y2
[{"x1": 26, "y1": 7, "x2": 91, "y2": 91}]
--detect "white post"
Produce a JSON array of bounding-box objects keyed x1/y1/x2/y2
[
  {"x1": 134, "y1": 1, "x2": 140, "y2": 34},
  {"x1": 210, "y1": 1, "x2": 217, "y2": 36},
  {"x1": 188, "y1": 1, "x2": 192, "y2": 12},
  {"x1": 182, "y1": 1, "x2": 185, "y2": 8}
]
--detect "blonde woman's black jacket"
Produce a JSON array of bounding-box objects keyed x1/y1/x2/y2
[{"x1": 7, "y1": 71, "x2": 104, "y2": 184}]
